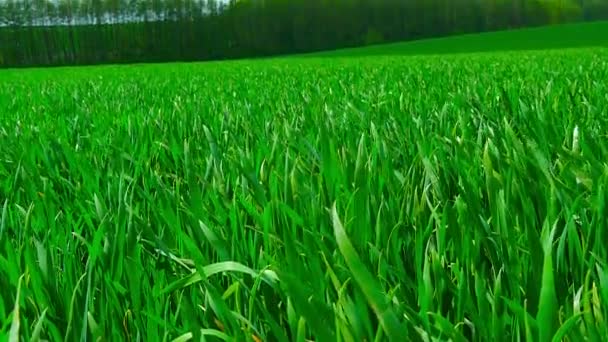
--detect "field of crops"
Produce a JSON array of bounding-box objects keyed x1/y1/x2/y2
[{"x1": 1, "y1": 47, "x2": 608, "y2": 341}]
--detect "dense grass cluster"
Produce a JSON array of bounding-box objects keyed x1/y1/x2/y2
[{"x1": 1, "y1": 47, "x2": 608, "y2": 341}]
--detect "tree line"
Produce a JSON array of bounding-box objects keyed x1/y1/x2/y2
[{"x1": 1, "y1": 0, "x2": 607, "y2": 67}]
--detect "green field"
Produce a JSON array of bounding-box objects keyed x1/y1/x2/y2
[{"x1": 1, "y1": 24, "x2": 608, "y2": 341}]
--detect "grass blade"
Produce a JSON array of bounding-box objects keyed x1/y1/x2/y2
[{"x1": 10, "y1": 274, "x2": 24, "y2": 342}]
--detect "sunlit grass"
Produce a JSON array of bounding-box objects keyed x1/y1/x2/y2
[{"x1": 1, "y1": 48, "x2": 608, "y2": 341}]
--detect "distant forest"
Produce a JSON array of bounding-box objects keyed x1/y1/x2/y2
[{"x1": 1, "y1": 0, "x2": 607, "y2": 67}]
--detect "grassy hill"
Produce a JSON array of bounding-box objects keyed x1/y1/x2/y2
[{"x1": 303, "y1": 20, "x2": 608, "y2": 57}]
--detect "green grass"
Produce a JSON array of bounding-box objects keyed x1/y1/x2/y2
[
  {"x1": 1, "y1": 42, "x2": 608, "y2": 341},
  {"x1": 303, "y1": 20, "x2": 608, "y2": 57}
]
